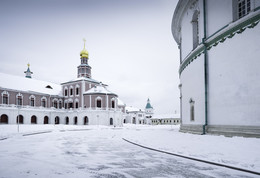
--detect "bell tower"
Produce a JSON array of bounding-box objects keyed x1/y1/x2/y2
[{"x1": 77, "y1": 38, "x2": 92, "y2": 78}]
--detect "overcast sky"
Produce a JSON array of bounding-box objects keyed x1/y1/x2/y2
[{"x1": 0, "y1": 0, "x2": 180, "y2": 115}]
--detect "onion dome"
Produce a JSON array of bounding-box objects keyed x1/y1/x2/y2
[{"x1": 80, "y1": 38, "x2": 89, "y2": 58}]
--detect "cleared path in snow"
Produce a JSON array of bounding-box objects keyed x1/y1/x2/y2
[{"x1": 0, "y1": 128, "x2": 258, "y2": 178}]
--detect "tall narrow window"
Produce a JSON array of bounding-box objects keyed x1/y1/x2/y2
[
  {"x1": 75, "y1": 102, "x2": 79, "y2": 109},
  {"x1": 41, "y1": 98, "x2": 46, "y2": 107},
  {"x1": 59, "y1": 101, "x2": 62, "y2": 109},
  {"x1": 29, "y1": 95, "x2": 35, "y2": 107},
  {"x1": 65, "y1": 89, "x2": 68, "y2": 96},
  {"x1": 190, "y1": 98, "x2": 195, "y2": 121},
  {"x1": 17, "y1": 96, "x2": 22, "y2": 106},
  {"x1": 112, "y1": 100, "x2": 115, "y2": 108},
  {"x1": 53, "y1": 100, "x2": 58, "y2": 108},
  {"x1": 3, "y1": 94, "x2": 8, "y2": 104},
  {"x1": 97, "y1": 99, "x2": 101, "y2": 108},
  {"x1": 238, "y1": 0, "x2": 251, "y2": 19},
  {"x1": 192, "y1": 10, "x2": 199, "y2": 49},
  {"x1": 70, "y1": 88, "x2": 73, "y2": 96},
  {"x1": 76, "y1": 87, "x2": 79, "y2": 95}
]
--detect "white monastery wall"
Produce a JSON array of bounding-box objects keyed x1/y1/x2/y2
[
  {"x1": 207, "y1": 0, "x2": 233, "y2": 37},
  {"x1": 181, "y1": 55, "x2": 205, "y2": 125},
  {"x1": 208, "y1": 24, "x2": 260, "y2": 126}
]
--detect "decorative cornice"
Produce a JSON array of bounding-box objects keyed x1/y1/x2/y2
[{"x1": 179, "y1": 10, "x2": 260, "y2": 75}]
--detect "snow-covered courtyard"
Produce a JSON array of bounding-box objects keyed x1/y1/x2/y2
[{"x1": 0, "y1": 124, "x2": 259, "y2": 178}]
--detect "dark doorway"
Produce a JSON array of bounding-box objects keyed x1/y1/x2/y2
[
  {"x1": 110, "y1": 118, "x2": 113, "y2": 125},
  {"x1": 31, "y1": 115, "x2": 37, "y2": 124},
  {"x1": 0, "y1": 114, "x2": 8, "y2": 124},
  {"x1": 84, "y1": 116, "x2": 88, "y2": 125},
  {"x1": 16, "y1": 115, "x2": 24, "y2": 124},
  {"x1": 123, "y1": 119, "x2": 126, "y2": 124},
  {"x1": 65, "y1": 117, "x2": 69, "y2": 125},
  {"x1": 55, "y1": 116, "x2": 60, "y2": 124},
  {"x1": 44, "y1": 116, "x2": 49, "y2": 124},
  {"x1": 69, "y1": 103, "x2": 73, "y2": 109},
  {"x1": 74, "y1": 117, "x2": 77, "y2": 125}
]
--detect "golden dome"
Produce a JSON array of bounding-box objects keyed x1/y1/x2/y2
[{"x1": 80, "y1": 38, "x2": 89, "y2": 58}]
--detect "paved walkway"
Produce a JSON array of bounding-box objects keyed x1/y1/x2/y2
[{"x1": 0, "y1": 129, "x2": 257, "y2": 178}]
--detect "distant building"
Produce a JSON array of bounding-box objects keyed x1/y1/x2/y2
[
  {"x1": 125, "y1": 106, "x2": 146, "y2": 124},
  {"x1": 172, "y1": 0, "x2": 260, "y2": 137},
  {"x1": 0, "y1": 40, "x2": 124, "y2": 126},
  {"x1": 151, "y1": 114, "x2": 180, "y2": 125}
]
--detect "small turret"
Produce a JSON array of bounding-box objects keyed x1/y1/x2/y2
[
  {"x1": 145, "y1": 98, "x2": 154, "y2": 118},
  {"x1": 24, "y1": 63, "x2": 33, "y2": 78}
]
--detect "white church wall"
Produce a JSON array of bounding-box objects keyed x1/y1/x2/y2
[
  {"x1": 208, "y1": 24, "x2": 260, "y2": 126},
  {"x1": 207, "y1": 0, "x2": 233, "y2": 37},
  {"x1": 181, "y1": 54, "x2": 205, "y2": 125}
]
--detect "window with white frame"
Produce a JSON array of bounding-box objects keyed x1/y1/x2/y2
[
  {"x1": 59, "y1": 100, "x2": 62, "y2": 109},
  {"x1": 70, "y1": 86, "x2": 73, "y2": 96},
  {"x1": 238, "y1": 0, "x2": 251, "y2": 19},
  {"x1": 16, "y1": 93, "x2": 23, "y2": 106},
  {"x1": 64, "y1": 88, "x2": 68, "y2": 96},
  {"x1": 76, "y1": 85, "x2": 80, "y2": 96},
  {"x1": 96, "y1": 97, "x2": 102, "y2": 108},
  {"x1": 53, "y1": 99, "x2": 58, "y2": 108},
  {"x1": 2, "y1": 91, "x2": 9, "y2": 104},
  {"x1": 29, "y1": 95, "x2": 35, "y2": 107},
  {"x1": 41, "y1": 97, "x2": 46, "y2": 107},
  {"x1": 191, "y1": 10, "x2": 199, "y2": 50}
]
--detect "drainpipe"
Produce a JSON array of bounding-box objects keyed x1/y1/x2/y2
[{"x1": 202, "y1": 0, "x2": 208, "y2": 135}]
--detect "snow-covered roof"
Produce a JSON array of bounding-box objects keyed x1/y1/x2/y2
[
  {"x1": 125, "y1": 106, "x2": 144, "y2": 113},
  {"x1": 117, "y1": 98, "x2": 125, "y2": 106},
  {"x1": 61, "y1": 77, "x2": 106, "y2": 85},
  {"x1": 83, "y1": 84, "x2": 117, "y2": 96},
  {"x1": 152, "y1": 114, "x2": 180, "y2": 119},
  {"x1": 0, "y1": 73, "x2": 62, "y2": 96}
]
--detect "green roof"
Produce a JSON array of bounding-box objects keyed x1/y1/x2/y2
[{"x1": 145, "y1": 102, "x2": 153, "y2": 109}]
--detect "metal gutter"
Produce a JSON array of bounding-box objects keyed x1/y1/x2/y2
[{"x1": 202, "y1": 0, "x2": 208, "y2": 135}]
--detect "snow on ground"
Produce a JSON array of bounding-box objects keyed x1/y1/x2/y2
[{"x1": 0, "y1": 124, "x2": 260, "y2": 176}]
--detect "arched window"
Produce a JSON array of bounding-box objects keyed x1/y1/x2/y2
[
  {"x1": 70, "y1": 86, "x2": 73, "y2": 96},
  {"x1": 41, "y1": 97, "x2": 47, "y2": 107},
  {"x1": 16, "y1": 93, "x2": 23, "y2": 106},
  {"x1": 44, "y1": 116, "x2": 49, "y2": 124},
  {"x1": 74, "y1": 117, "x2": 78, "y2": 125},
  {"x1": 1, "y1": 91, "x2": 9, "y2": 105},
  {"x1": 190, "y1": 98, "x2": 195, "y2": 121},
  {"x1": 59, "y1": 100, "x2": 62, "y2": 109},
  {"x1": 17, "y1": 115, "x2": 24, "y2": 124},
  {"x1": 52, "y1": 99, "x2": 58, "y2": 108},
  {"x1": 65, "y1": 116, "x2": 69, "y2": 125},
  {"x1": 76, "y1": 85, "x2": 80, "y2": 96},
  {"x1": 84, "y1": 116, "x2": 89, "y2": 125},
  {"x1": 31, "y1": 115, "x2": 37, "y2": 124},
  {"x1": 111, "y1": 98, "x2": 115, "y2": 108},
  {"x1": 0, "y1": 114, "x2": 8, "y2": 124},
  {"x1": 192, "y1": 10, "x2": 199, "y2": 49},
  {"x1": 96, "y1": 97, "x2": 102, "y2": 108},
  {"x1": 75, "y1": 98, "x2": 79, "y2": 109},
  {"x1": 110, "y1": 118, "x2": 113, "y2": 125},
  {"x1": 64, "y1": 88, "x2": 68, "y2": 96},
  {"x1": 29, "y1": 95, "x2": 35, "y2": 107},
  {"x1": 55, "y1": 116, "x2": 60, "y2": 124}
]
